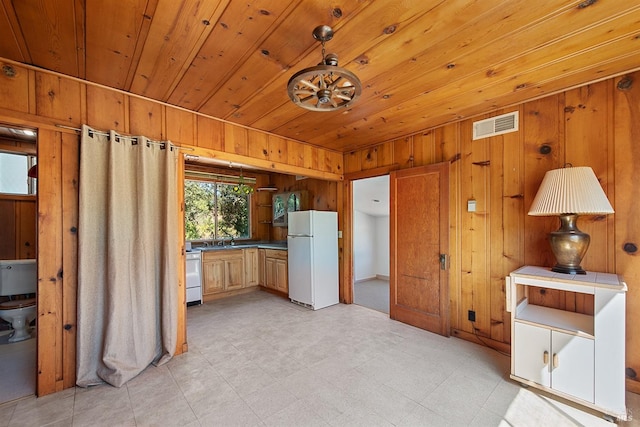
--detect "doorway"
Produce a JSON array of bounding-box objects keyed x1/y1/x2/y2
[
  {"x1": 352, "y1": 175, "x2": 390, "y2": 314},
  {"x1": 0, "y1": 124, "x2": 37, "y2": 403}
]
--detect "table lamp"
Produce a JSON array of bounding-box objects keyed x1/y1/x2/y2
[{"x1": 528, "y1": 165, "x2": 614, "y2": 274}]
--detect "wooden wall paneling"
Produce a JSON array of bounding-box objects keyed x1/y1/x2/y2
[
  {"x1": 300, "y1": 143, "x2": 314, "y2": 171},
  {"x1": 376, "y1": 141, "x2": 394, "y2": 168},
  {"x1": 413, "y1": 131, "x2": 436, "y2": 167},
  {"x1": 0, "y1": 199, "x2": 16, "y2": 258},
  {"x1": 361, "y1": 146, "x2": 378, "y2": 170},
  {"x1": 501, "y1": 106, "x2": 525, "y2": 343},
  {"x1": 613, "y1": 72, "x2": 640, "y2": 391},
  {"x1": 324, "y1": 150, "x2": 343, "y2": 175},
  {"x1": 85, "y1": 85, "x2": 127, "y2": 132},
  {"x1": 16, "y1": 198, "x2": 36, "y2": 259},
  {"x1": 34, "y1": 72, "x2": 82, "y2": 125},
  {"x1": 488, "y1": 125, "x2": 507, "y2": 343},
  {"x1": 247, "y1": 131, "x2": 268, "y2": 161},
  {"x1": 463, "y1": 118, "x2": 491, "y2": 337},
  {"x1": 392, "y1": 136, "x2": 412, "y2": 170},
  {"x1": 287, "y1": 138, "x2": 304, "y2": 167},
  {"x1": 267, "y1": 134, "x2": 287, "y2": 164},
  {"x1": 60, "y1": 131, "x2": 78, "y2": 388},
  {"x1": 165, "y1": 106, "x2": 195, "y2": 145},
  {"x1": 522, "y1": 95, "x2": 563, "y2": 271},
  {"x1": 344, "y1": 151, "x2": 362, "y2": 174},
  {"x1": 563, "y1": 81, "x2": 612, "y2": 274},
  {"x1": 129, "y1": 96, "x2": 164, "y2": 140},
  {"x1": 434, "y1": 124, "x2": 460, "y2": 331},
  {"x1": 36, "y1": 129, "x2": 65, "y2": 395},
  {"x1": 0, "y1": 61, "x2": 29, "y2": 113},
  {"x1": 196, "y1": 115, "x2": 224, "y2": 151},
  {"x1": 523, "y1": 95, "x2": 568, "y2": 311},
  {"x1": 224, "y1": 123, "x2": 247, "y2": 156}
]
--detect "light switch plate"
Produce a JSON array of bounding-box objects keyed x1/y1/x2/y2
[{"x1": 467, "y1": 199, "x2": 476, "y2": 212}]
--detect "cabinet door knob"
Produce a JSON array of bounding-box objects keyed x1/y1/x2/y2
[
  {"x1": 553, "y1": 353, "x2": 559, "y2": 368},
  {"x1": 543, "y1": 351, "x2": 549, "y2": 365}
]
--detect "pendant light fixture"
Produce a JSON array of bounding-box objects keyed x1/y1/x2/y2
[
  {"x1": 287, "y1": 25, "x2": 362, "y2": 111},
  {"x1": 232, "y1": 168, "x2": 254, "y2": 195}
]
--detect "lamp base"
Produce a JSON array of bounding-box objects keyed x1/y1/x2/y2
[
  {"x1": 551, "y1": 264, "x2": 586, "y2": 275},
  {"x1": 548, "y1": 214, "x2": 589, "y2": 275}
]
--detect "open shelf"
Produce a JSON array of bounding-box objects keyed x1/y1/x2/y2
[{"x1": 515, "y1": 299, "x2": 594, "y2": 338}]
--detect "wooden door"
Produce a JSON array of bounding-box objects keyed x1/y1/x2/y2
[{"x1": 390, "y1": 162, "x2": 449, "y2": 336}]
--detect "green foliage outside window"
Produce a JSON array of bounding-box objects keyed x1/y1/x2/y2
[{"x1": 184, "y1": 180, "x2": 250, "y2": 240}]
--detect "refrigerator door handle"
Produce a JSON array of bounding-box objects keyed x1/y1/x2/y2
[{"x1": 288, "y1": 234, "x2": 312, "y2": 238}]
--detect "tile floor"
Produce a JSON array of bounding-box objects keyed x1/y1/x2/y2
[
  {"x1": 1, "y1": 290, "x2": 639, "y2": 426},
  {"x1": 353, "y1": 278, "x2": 389, "y2": 314}
]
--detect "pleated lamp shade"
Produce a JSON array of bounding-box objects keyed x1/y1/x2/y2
[{"x1": 528, "y1": 166, "x2": 614, "y2": 216}]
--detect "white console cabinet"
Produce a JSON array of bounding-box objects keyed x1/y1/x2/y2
[{"x1": 508, "y1": 266, "x2": 628, "y2": 421}]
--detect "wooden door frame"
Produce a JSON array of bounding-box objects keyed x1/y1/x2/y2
[{"x1": 342, "y1": 166, "x2": 399, "y2": 305}]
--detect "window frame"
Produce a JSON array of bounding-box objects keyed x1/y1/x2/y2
[{"x1": 184, "y1": 177, "x2": 252, "y2": 243}]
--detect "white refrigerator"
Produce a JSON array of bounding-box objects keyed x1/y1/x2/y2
[{"x1": 287, "y1": 210, "x2": 339, "y2": 310}]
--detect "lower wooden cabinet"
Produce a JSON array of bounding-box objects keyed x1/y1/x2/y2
[
  {"x1": 244, "y1": 248, "x2": 259, "y2": 286},
  {"x1": 263, "y1": 249, "x2": 288, "y2": 294},
  {"x1": 202, "y1": 249, "x2": 245, "y2": 297},
  {"x1": 202, "y1": 247, "x2": 287, "y2": 299}
]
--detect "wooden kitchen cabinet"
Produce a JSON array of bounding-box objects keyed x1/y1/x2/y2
[
  {"x1": 202, "y1": 258, "x2": 224, "y2": 295},
  {"x1": 202, "y1": 249, "x2": 245, "y2": 296},
  {"x1": 258, "y1": 249, "x2": 266, "y2": 286},
  {"x1": 244, "y1": 247, "x2": 259, "y2": 287},
  {"x1": 508, "y1": 266, "x2": 628, "y2": 421},
  {"x1": 264, "y1": 249, "x2": 288, "y2": 294}
]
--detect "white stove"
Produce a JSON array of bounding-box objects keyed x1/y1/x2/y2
[{"x1": 185, "y1": 250, "x2": 202, "y2": 306}]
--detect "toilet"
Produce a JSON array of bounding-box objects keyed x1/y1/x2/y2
[{"x1": 0, "y1": 259, "x2": 37, "y2": 343}]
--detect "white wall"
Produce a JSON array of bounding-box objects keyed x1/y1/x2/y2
[
  {"x1": 376, "y1": 215, "x2": 389, "y2": 277},
  {"x1": 353, "y1": 210, "x2": 390, "y2": 281},
  {"x1": 353, "y1": 210, "x2": 376, "y2": 281}
]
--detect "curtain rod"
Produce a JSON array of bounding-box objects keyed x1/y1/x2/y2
[{"x1": 55, "y1": 124, "x2": 194, "y2": 151}]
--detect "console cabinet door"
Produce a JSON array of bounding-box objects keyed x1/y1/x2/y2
[
  {"x1": 514, "y1": 322, "x2": 595, "y2": 403},
  {"x1": 551, "y1": 330, "x2": 594, "y2": 403},
  {"x1": 514, "y1": 322, "x2": 551, "y2": 388}
]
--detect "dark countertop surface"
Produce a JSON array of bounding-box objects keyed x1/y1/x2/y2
[{"x1": 195, "y1": 241, "x2": 287, "y2": 252}]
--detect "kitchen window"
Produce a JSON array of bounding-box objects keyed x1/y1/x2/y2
[
  {"x1": 0, "y1": 152, "x2": 37, "y2": 195},
  {"x1": 184, "y1": 179, "x2": 251, "y2": 241}
]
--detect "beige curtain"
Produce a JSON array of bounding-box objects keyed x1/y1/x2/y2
[{"x1": 76, "y1": 125, "x2": 178, "y2": 387}]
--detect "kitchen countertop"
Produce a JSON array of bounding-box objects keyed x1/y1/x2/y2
[{"x1": 196, "y1": 241, "x2": 287, "y2": 252}]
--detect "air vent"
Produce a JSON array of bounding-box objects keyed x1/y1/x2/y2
[{"x1": 473, "y1": 111, "x2": 519, "y2": 140}]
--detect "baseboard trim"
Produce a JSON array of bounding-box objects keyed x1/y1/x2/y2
[{"x1": 355, "y1": 275, "x2": 389, "y2": 284}]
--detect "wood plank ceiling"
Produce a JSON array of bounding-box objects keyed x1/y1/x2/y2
[{"x1": 0, "y1": 0, "x2": 638, "y2": 152}]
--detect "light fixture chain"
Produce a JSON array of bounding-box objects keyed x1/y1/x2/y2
[{"x1": 321, "y1": 40, "x2": 326, "y2": 63}]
